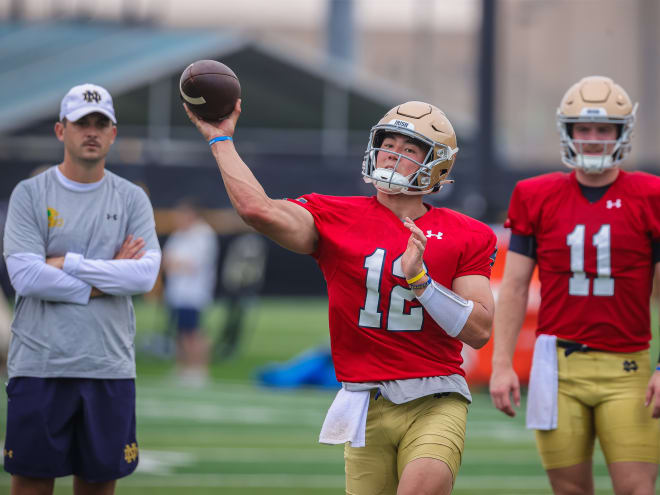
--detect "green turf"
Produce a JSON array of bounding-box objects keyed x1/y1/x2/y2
[{"x1": 1, "y1": 296, "x2": 657, "y2": 494}]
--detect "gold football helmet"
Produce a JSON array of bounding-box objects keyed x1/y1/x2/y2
[
  {"x1": 362, "y1": 101, "x2": 459, "y2": 195},
  {"x1": 557, "y1": 76, "x2": 637, "y2": 173}
]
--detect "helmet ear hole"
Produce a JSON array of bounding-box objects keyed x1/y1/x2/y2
[
  {"x1": 431, "y1": 170, "x2": 449, "y2": 192},
  {"x1": 566, "y1": 123, "x2": 574, "y2": 139}
]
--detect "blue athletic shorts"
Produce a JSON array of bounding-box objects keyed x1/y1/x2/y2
[
  {"x1": 3, "y1": 377, "x2": 138, "y2": 481},
  {"x1": 172, "y1": 307, "x2": 201, "y2": 334}
]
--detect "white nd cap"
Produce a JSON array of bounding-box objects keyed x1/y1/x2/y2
[{"x1": 59, "y1": 83, "x2": 117, "y2": 123}]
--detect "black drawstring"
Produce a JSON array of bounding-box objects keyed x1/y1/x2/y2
[{"x1": 557, "y1": 340, "x2": 596, "y2": 357}]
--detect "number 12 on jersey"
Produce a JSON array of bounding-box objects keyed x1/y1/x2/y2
[
  {"x1": 566, "y1": 224, "x2": 614, "y2": 296},
  {"x1": 358, "y1": 248, "x2": 424, "y2": 331}
]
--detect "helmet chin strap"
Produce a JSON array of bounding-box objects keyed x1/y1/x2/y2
[
  {"x1": 370, "y1": 168, "x2": 414, "y2": 193},
  {"x1": 576, "y1": 154, "x2": 614, "y2": 174}
]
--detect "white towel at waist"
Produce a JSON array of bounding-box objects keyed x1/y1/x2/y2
[
  {"x1": 526, "y1": 334, "x2": 558, "y2": 430},
  {"x1": 319, "y1": 388, "x2": 370, "y2": 448}
]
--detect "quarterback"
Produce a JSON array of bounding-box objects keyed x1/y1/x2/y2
[
  {"x1": 185, "y1": 100, "x2": 496, "y2": 494},
  {"x1": 490, "y1": 76, "x2": 660, "y2": 495}
]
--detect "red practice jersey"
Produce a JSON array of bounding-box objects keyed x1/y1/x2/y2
[
  {"x1": 506, "y1": 170, "x2": 660, "y2": 352},
  {"x1": 289, "y1": 194, "x2": 497, "y2": 383}
]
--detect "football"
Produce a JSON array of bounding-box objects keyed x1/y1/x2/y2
[{"x1": 179, "y1": 60, "x2": 241, "y2": 121}]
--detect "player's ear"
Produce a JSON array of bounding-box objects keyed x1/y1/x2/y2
[{"x1": 54, "y1": 120, "x2": 65, "y2": 142}]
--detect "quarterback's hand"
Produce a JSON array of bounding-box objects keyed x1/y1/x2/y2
[
  {"x1": 644, "y1": 369, "x2": 660, "y2": 418},
  {"x1": 114, "y1": 234, "x2": 145, "y2": 260},
  {"x1": 183, "y1": 99, "x2": 241, "y2": 142},
  {"x1": 489, "y1": 366, "x2": 521, "y2": 417},
  {"x1": 401, "y1": 217, "x2": 426, "y2": 280}
]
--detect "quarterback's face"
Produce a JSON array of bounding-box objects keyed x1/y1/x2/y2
[
  {"x1": 572, "y1": 123, "x2": 618, "y2": 155},
  {"x1": 376, "y1": 134, "x2": 427, "y2": 176},
  {"x1": 56, "y1": 113, "x2": 117, "y2": 165}
]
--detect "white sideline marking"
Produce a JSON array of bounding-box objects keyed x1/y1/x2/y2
[
  {"x1": 138, "y1": 399, "x2": 323, "y2": 426},
  {"x1": 136, "y1": 450, "x2": 195, "y2": 474},
  {"x1": 124, "y1": 473, "x2": 345, "y2": 488},
  {"x1": 140, "y1": 447, "x2": 340, "y2": 463}
]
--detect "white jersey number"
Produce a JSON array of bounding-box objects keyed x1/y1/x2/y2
[
  {"x1": 566, "y1": 224, "x2": 614, "y2": 296},
  {"x1": 358, "y1": 249, "x2": 424, "y2": 331}
]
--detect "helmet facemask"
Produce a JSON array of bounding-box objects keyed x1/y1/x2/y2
[{"x1": 557, "y1": 110, "x2": 636, "y2": 174}]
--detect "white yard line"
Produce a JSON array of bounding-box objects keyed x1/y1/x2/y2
[{"x1": 138, "y1": 399, "x2": 324, "y2": 426}]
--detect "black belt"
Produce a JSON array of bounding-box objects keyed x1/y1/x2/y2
[{"x1": 556, "y1": 340, "x2": 598, "y2": 357}]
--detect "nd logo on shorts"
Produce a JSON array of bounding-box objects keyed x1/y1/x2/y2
[{"x1": 124, "y1": 442, "x2": 138, "y2": 464}]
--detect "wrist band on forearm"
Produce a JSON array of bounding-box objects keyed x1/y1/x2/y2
[
  {"x1": 409, "y1": 277, "x2": 432, "y2": 290},
  {"x1": 416, "y1": 280, "x2": 473, "y2": 337},
  {"x1": 209, "y1": 136, "x2": 233, "y2": 145},
  {"x1": 406, "y1": 270, "x2": 426, "y2": 285},
  {"x1": 656, "y1": 364, "x2": 660, "y2": 372}
]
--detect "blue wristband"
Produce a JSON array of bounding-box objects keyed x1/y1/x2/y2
[
  {"x1": 409, "y1": 276, "x2": 432, "y2": 290},
  {"x1": 656, "y1": 365, "x2": 660, "y2": 371},
  {"x1": 209, "y1": 136, "x2": 233, "y2": 146}
]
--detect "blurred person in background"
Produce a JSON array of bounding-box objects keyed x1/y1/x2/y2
[
  {"x1": 489, "y1": 76, "x2": 660, "y2": 495},
  {"x1": 162, "y1": 197, "x2": 218, "y2": 385},
  {"x1": 0, "y1": 191, "x2": 10, "y2": 372},
  {"x1": 215, "y1": 232, "x2": 267, "y2": 359},
  {"x1": 0, "y1": 287, "x2": 10, "y2": 375},
  {"x1": 185, "y1": 99, "x2": 497, "y2": 495},
  {"x1": 0, "y1": 200, "x2": 11, "y2": 376},
  {"x1": 2, "y1": 83, "x2": 161, "y2": 494}
]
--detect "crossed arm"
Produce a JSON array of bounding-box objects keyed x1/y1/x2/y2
[{"x1": 6, "y1": 235, "x2": 160, "y2": 304}]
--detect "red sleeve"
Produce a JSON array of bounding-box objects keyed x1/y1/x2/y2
[
  {"x1": 644, "y1": 179, "x2": 660, "y2": 241},
  {"x1": 286, "y1": 194, "x2": 324, "y2": 258},
  {"x1": 455, "y1": 226, "x2": 498, "y2": 279},
  {"x1": 286, "y1": 194, "x2": 319, "y2": 216},
  {"x1": 504, "y1": 182, "x2": 534, "y2": 236}
]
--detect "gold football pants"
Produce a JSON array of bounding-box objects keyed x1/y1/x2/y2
[
  {"x1": 344, "y1": 391, "x2": 468, "y2": 495},
  {"x1": 536, "y1": 348, "x2": 660, "y2": 469}
]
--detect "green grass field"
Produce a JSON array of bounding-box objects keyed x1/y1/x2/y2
[{"x1": 1, "y1": 297, "x2": 657, "y2": 494}]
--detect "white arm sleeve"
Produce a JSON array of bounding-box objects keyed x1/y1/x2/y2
[
  {"x1": 62, "y1": 249, "x2": 161, "y2": 296},
  {"x1": 6, "y1": 253, "x2": 92, "y2": 305},
  {"x1": 417, "y1": 279, "x2": 474, "y2": 337}
]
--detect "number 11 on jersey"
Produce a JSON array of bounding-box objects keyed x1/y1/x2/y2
[{"x1": 566, "y1": 224, "x2": 614, "y2": 296}]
